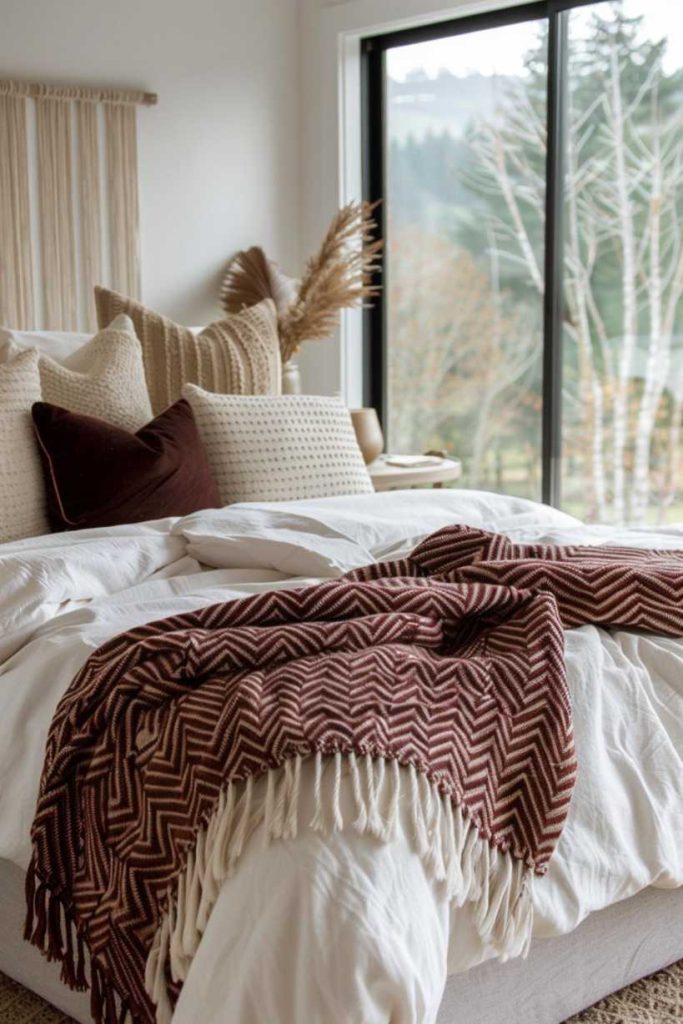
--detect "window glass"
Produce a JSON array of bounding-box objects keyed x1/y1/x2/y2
[
  {"x1": 385, "y1": 21, "x2": 548, "y2": 500},
  {"x1": 561, "y1": 2, "x2": 683, "y2": 523},
  {"x1": 380, "y1": 2, "x2": 683, "y2": 524}
]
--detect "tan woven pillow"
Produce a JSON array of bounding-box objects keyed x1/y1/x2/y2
[
  {"x1": 0, "y1": 349, "x2": 48, "y2": 542},
  {"x1": 94, "y1": 288, "x2": 282, "y2": 414},
  {"x1": 39, "y1": 315, "x2": 153, "y2": 433},
  {"x1": 183, "y1": 386, "x2": 374, "y2": 505}
]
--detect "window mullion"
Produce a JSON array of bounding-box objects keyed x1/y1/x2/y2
[
  {"x1": 541, "y1": 8, "x2": 568, "y2": 506},
  {"x1": 361, "y1": 40, "x2": 387, "y2": 420}
]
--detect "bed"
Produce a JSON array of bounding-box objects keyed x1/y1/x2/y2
[{"x1": 1, "y1": 488, "x2": 682, "y2": 1023}]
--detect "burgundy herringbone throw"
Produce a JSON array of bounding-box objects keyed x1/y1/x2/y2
[
  {"x1": 349, "y1": 524, "x2": 683, "y2": 635},
  {"x1": 26, "y1": 527, "x2": 683, "y2": 1024}
]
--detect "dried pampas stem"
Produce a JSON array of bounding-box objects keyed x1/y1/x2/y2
[
  {"x1": 219, "y1": 201, "x2": 382, "y2": 363},
  {"x1": 220, "y1": 246, "x2": 273, "y2": 315},
  {"x1": 278, "y1": 200, "x2": 382, "y2": 362}
]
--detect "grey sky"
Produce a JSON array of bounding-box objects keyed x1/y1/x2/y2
[{"x1": 387, "y1": 1, "x2": 683, "y2": 81}]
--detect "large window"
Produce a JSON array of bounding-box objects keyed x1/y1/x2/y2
[{"x1": 363, "y1": 0, "x2": 683, "y2": 524}]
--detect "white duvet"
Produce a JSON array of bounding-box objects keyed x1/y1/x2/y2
[{"x1": 0, "y1": 490, "x2": 682, "y2": 1024}]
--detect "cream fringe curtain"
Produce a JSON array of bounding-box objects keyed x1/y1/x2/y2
[
  {"x1": 0, "y1": 79, "x2": 156, "y2": 330},
  {"x1": 36, "y1": 98, "x2": 78, "y2": 330},
  {"x1": 0, "y1": 95, "x2": 35, "y2": 328},
  {"x1": 106, "y1": 105, "x2": 141, "y2": 300},
  {"x1": 76, "y1": 102, "x2": 103, "y2": 330}
]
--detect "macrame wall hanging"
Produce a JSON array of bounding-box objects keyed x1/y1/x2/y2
[{"x1": 0, "y1": 81, "x2": 157, "y2": 330}]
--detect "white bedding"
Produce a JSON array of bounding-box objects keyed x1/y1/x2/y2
[{"x1": 0, "y1": 490, "x2": 681, "y2": 1024}]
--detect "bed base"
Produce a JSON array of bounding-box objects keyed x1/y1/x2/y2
[
  {"x1": 438, "y1": 884, "x2": 683, "y2": 1024},
  {"x1": 2, "y1": 857, "x2": 681, "y2": 1024}
]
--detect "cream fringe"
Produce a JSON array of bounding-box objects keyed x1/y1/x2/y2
[
  {"x1": 105, "y1": 104, "x2": 141, "y2": 299},
  {"x1": 145, "y1": 754, "x2": 534, "y2": 1024},
  {"x1": 36, "y1": 98, "x2": 78, "y2": 330},
  {"x1": 0, "y1": 94, "x2": 35, "y2": 328},
  {"x1": 76, "y1": 101, "x2": 102, "y2": 330}
]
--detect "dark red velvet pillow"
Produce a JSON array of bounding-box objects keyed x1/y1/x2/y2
[{"x1": 32, "y1": 399, "x2": 221, "y2": 531}]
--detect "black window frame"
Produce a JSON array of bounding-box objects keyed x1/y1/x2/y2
[{"x1": 361, "y1": 0, "x2": 607, "y2": 507}]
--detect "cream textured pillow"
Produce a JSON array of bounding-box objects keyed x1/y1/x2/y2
[
  {"x1": 94, "y1": 287, "x2": 282, "y2": 414},
  {"x1": 0, "y1": 350, "x2": 48, "y2": 542},
  {"x1": 39, "y1": 315, "x2": 152, "y2": 432},
  {"x1": 183, "y1": 386, "x2": 374, "y2": 505}
]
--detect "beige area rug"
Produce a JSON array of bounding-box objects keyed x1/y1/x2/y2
[
  {"x1": 565, "y1": 959, "x2": 683, "y2": 1023},
  {"x1": 0, "y1": 960, "x2": 681, "y2": 1023},
  {"x1": 0, "y1": 971, "x2": 73, "y2": 1023}
]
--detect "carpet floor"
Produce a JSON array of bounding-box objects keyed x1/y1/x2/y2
[{"x1": 0, "y1": 960, "x2": 681, "y2": 1023}]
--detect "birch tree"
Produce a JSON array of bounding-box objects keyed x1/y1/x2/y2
[{"x1": 461, "y1": 3, "x2": 683, "y2": 523}]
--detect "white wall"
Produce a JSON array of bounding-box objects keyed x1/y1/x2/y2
[
  {"x1": 0, "y1": 0, "x2": 526, "y2": 390},
  {"x1": 297, "y1": 0, "x2": 527, "y2": 398},
  {"x1": 1, "y1": 0, "x2": 302, "y2": 326}
]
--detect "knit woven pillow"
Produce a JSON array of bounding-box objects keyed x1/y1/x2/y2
[
  {"x1": 94, "y1": 288, "x2": 282, "y2": 415},
  {"x1": 0, "y1": 349, "x2": 48, "y2": 542},
  {"x1": 39, "y1": 315, "x2": 152, "y2": 433},
  {"x1": 183, "y1": 385, "x2": 374, "y2": 505}
]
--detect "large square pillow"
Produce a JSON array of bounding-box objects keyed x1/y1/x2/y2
[
  {"x1": 32, "y1": 399, "x2": 221, "y2": 532},
  {"x1": 0, "y1": 350, "x2": 48, "y2": 542},
  {"x1": 94, "y1": 287, "x2": 282, "y2": 414},
  {"x1": 182, "y1": 385, "x2": 374, "y2": 505},
  {"x1": 38, "y1": 314, "x2": 152, "y2": 432}
]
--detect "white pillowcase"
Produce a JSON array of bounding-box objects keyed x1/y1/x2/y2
[
  {"x1": 183, "y1": 386, "x2": 374, "y2": 505},
  {"x1": 0, "y1": 328, "x2": 91, "y2": 364},
  {"x1": 0, "y1": 350, "x2": 49, "y2": 543},
  {"x1": 38, "y1": 315, "x2": 153, "y2": 432}
]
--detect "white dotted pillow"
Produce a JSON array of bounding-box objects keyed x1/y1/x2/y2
[{"x1": 183, "y1": 386, "x2": 373, "y2": 504}]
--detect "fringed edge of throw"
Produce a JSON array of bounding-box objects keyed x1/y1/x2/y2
[
  {"x1": 145, "y1": 753, "x2": 534, "y2": 1024},
  {"x1": 24, "y1": 869, "x2": 135, "y2": 1024}
]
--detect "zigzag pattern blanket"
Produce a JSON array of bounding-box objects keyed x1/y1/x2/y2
[{"x1": 25, "y1": 525, "x2": 683, "y2": 1024}]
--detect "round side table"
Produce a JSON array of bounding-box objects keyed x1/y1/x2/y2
[{"x1": 368, "y1": 455, "x2": 462, "y2": 492}]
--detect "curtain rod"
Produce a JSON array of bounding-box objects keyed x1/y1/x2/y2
[{"x1": 0, "y1": 79, "x2": 157, "y2": 106}]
